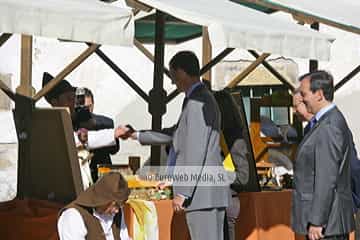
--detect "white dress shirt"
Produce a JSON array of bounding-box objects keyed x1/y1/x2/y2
[
  {"x1": 58, "y1": 208, "x2": 131, "y2": 240},
  {"x1": 74, "y1": 129, "x2": 117, "y2": 150}
]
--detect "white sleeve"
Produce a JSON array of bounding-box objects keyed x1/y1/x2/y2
[
  {"x1": 87, "y1": 129, "x2": 117, "y2": 149},
  {"x1": 58, "y1": 208, "x2": 87, "y2": 240},
  {"x1": 120, "y1": 208, "x2": 132, "y2": 240}
]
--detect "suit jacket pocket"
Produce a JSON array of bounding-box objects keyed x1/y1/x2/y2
[{"x1": 300, "y1": 192, "x2": 313, "y2": 201}]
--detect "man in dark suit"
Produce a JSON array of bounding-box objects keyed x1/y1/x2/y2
[
  {"x1": 83, "y1": 88, "x2": 120, "y2": 182},
  {"x1": 293, "y1": 85, "x2": 360, "y2": 240},
  {"x1": 292, "y1": 71, "x2": 355, "y2": 240},
  {"x1": 129, "y1": 51, "x2": 230, "y2": 240}
]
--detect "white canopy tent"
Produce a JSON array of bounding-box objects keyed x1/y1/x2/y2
[
  {"x1": 241, "y1": 0, "x2": 360, "y2": 35},
  {"x1": 0, "y1": 0, "x2": 134, "y2": 46},
  {"x1": 137, "y1": 0, "x2": 334, "y2": 60}
]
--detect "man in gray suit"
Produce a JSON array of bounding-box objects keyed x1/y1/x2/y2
[
  {"x1": 129, "y1": 51, "x2": 230, "y2": 240},
  {"x1": 292, "y1": 71, "x2": 355, "y2": 240}
]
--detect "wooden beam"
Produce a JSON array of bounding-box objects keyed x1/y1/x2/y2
[
  {"x1": 202, "y1": 27, "x2": 212, "y2": 84},
  {"x1": 0, "y1": 33, "x2": 12, "y2": 48},
  {"x1": 166, "y1": 89, "x2": 179, "y2": 103},
  {"x1": 134, "y1": 38, "x2": 171, "y2": 78},
  {"x1": 335, "y1": 65, "x2": 360, "y2": 92},
  {"x1": 200, "y1": 48, "x2": 235, "y2": 76},
  {"x1": 227, "y1": 53, "x2": 270, "y2": 88},
  {"x1": 125, "y1": 0, "x2": 153, "y2": 12},
  {"x1": 248, "y1": 50, "x2": 295, "y2": 91},
  {"x1": 242, "y1": 0, "x2": 360, "y2": 35},
  {"x1": 0, "y1": 79, "x2": 16, "y2": 101},
  {"x1": 33, "y1": 44, "x2": 99, "y2": 102},
  {"x1": 89, "y1": 43, "x2": 149, "y2": 103},
  {"x1": 16, "y1": 35, "x2": 33, "y2": 97}
]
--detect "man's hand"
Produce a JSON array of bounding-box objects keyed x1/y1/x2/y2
[
  {"x1": 172, "y1": 194, "x2": 185, "y2": 212},
  {"x1": 308, "y1": 225, "x2": 324, "y2": 240},
  {"x1": 77, "y1": 128, "x2": 88, "y2": 145},
  {"x1": 114, "y1": 126, "x2": 131, "y2": 139}
]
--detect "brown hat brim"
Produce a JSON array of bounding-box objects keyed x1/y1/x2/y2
[{"x1": 75, "y1": 172, "x2": 130, "y2": 208}]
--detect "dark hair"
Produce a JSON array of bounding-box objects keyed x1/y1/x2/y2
[
  {"x1": 84, "y1": 87, "x2": 94, "y2": 104},
  {"x1": 299, "y1": 70, "x2": 334, "y2": 101},
  {"x1": 169, "y1": 51, "x2": 200, "y2": 77},
  {"x1": 213, "y1": 89, "x2": 243, "y2": 139}
]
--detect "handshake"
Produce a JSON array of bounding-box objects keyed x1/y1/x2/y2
[{"x1": 114, "y1": 124, "x2": 137, "y2": 140}]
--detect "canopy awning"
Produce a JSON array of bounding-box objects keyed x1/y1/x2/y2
[
  {"x1": 241, "y1": 0, "x2": 360, "y2": 35},
  {"x1": 136, "y1": 0, "x2": 334, "y2": 60},
  {"x1": 0, "y1": 0, "x2": 134, "y2": 46}
]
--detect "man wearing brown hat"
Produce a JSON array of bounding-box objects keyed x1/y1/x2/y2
[{"x1": 58, "y1": 172, "x2": 131, "y2": 240}]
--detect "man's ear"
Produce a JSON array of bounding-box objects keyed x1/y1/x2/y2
[{"x1": 316, "y1": 89, "x2": 324, "y2": 101}]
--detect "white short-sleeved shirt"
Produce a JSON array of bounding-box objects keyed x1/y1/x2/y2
[{"x1": 58, "y1": 208, "x2": 131, "y2": 240}]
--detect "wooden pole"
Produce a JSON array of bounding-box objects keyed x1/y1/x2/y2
[
  {"x1": 149, "y1": 10, "x2": 166, "y2": 165},
  {"x1": 16, "y1": 35, "x2": 33, "y2": 97},
  {"x1": 309, "y1": 23, "x2": 319, "y2": 72},
  {"x1": 202, "y1": 27, "x2": 212, "y2": 86}
]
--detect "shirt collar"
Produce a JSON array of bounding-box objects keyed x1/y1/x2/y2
[
  {"x1": 186, "y1": 81, "x2": 203, "y2": 98},
  {"x1": 315, "y1": 103, "x2": 336, "y2": 121},
  {"x1": 93, "y1": 211, "x2": 114, "y2": 231}
]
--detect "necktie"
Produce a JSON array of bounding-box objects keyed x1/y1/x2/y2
[
  {"x1": 309, "y1": 117, "x2": 317, "y2": 129},
  {"x1": 303, "y1": 117, "x2": 317, "y2": 136}
]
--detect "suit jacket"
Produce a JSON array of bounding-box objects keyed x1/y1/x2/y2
[
  {"x1": 139, "y1": 84, "x2": 230, "y2": 211},
  {"x1": 292, "y1": 106, "x2": 355, "y2": 236},
  {"x1": 350, "y1": 139, "x2": 360, "y2": 210}
]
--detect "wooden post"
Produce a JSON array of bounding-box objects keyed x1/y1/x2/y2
[
  {"x1": 14, "y1": 94, "x2": 34, "y2": 199},
  {"x1": 202, "y1": 27, "x2": 212, "y2": 86},
  {"x1": 149, "y1": 10, "x2": 166, "y2": 165},
  {"x1": 309, "y1": 23, "x2": 319, "y2": 72},
  {"x1": 16, "y1": 35, "x2": 33, "y2": 97}
]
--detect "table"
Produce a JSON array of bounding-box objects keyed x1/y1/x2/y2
[{"x1": 0, "y1": 192, "x2": 354, "y2": 240}]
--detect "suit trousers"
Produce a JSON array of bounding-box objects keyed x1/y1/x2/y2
[
  {"x1": 225, "y1": 195, "x2": 240, "y2": 240},
  {"x1": 186, "y1": 207, "x2": 226, "y2": 240}
]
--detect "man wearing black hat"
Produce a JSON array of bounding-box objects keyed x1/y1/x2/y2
[
  {"x1": 42, "y1": 72, "x2": 129, "y2": 180},
  {"x1": 42, "y1": 72, "x2": 112, "y2": 131},
  {"x1": 57, "y1": 172, "x2": 131, "y2": 240}
]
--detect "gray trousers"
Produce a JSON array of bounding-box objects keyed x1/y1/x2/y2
[
  {"x1": 226, "y1": 196, "x2": 240, "y2": 240},
  {"x1": 186, "y1": 207, "x2": 226, "y2": 240}
]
